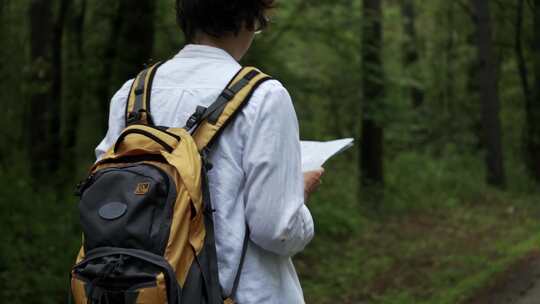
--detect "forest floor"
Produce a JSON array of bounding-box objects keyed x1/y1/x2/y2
[
  {"x1": 297, "y1": 194, "x2": 540, "y2": 304},
  {"x1": 2, "y1": 164, "x2": 540, "y2": 304},
  {"x1": 466, "y1": 251, "x2": 540, "y2": 304}
]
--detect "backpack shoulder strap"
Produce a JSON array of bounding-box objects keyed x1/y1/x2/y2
[
  {"x1": 191, "y1": 66, "x2": 272, "y2": 151},
  {"x1": 125, "y1": 62, "x2": 163, "y2": 126}
]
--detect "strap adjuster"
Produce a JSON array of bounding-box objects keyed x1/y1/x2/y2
[
  {"x1": 222, "y1": 88, "x2": 235, "y2": 101},
  {"x1": 126, "y1": 111, "x2": 141, "y2": 124},
  {"x1": 185, "y1": 106, "x2": 207, "y2": 130}
]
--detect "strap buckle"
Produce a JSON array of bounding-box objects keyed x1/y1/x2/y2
[
  {"x1": 222, "y1": 88, "x2": 235, "y2": 101},
  {"x1": 126, "y1": 111, "x2": 141, "y2": 125},
  {"x1": 185, "y1": 106, "x2": 207, "y2": 131}
]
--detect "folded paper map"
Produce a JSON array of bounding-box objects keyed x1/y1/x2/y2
[{"x1": 300, "y1": 138, "x2": 355, "y2": 172}]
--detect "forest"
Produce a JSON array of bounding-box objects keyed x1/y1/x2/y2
[{"x1": 1, "y1": 0, "x2": 540, "y2": 303}]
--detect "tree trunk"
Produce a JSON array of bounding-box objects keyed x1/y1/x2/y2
[
  {"x1": 360, "y1": 0, "x2": 384, "y2": 195},
  {"x1": 50, "y1": 0, "x2": 71, "y2": 171},
  {"x1": 444, "y1": 3, "x2": 455, "y2": 112},
  {"x1": 28, "y1": 0, "x2": 55, "y2": 181},
  {"x1": 516, "y1": 0, "x2": 532, "y2": 105},
  {"x1": 0, "y1": 0, "x2": 5, "y2": 76},
  {"x1": 444, "y1": 3, "x2": 460, "y2": 147},
  {"x1": 116, "y1": 0, "x2": 155, "y2": 85},
  {"x1": 98, "y1": 0, "x2": 156, "y2": 130},
  {"x1": 28, "y1": 0, "x2": 70, "y2": 182},
  {"x1": 471, "y1": 0, "x2": 505, "y2": 187},
  {"x1": 63, "y1": 0, "x2": 86, "y2": 177},
  {"x1": 73, "y1": 0, "x2": 86, "y2": 58},
  {"x1": 98, "y1": 1, "x2": 124, "y2": 128},
  {"x1": 401, "y1": 0, "x2": 423, "y2": 108},
  {"x1": 527, "y1": 0, "x2": 540, "y2": 181}
]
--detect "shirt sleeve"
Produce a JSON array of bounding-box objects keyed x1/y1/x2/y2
[
  {"x1": 95, "y1": 80, "x2": 133, "y2": 161},
  {"x1": 242, "y1": 81, "x2": 315, "y2": 257}
]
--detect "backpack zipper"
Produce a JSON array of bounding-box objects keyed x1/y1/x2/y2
[
  {"x1": 76, "y1": 164, "x2": 170, "y2": 197},
  {"x1": 129, "y1": 124, "x2": 181, "y2": 141},
  {"x1": 114, "y1": 129, "x2": 176, "y2": 153}
]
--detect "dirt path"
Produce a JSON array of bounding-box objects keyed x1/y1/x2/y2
[{"x1": 467, "y1": 251, "x2": 540, "y2": 304}]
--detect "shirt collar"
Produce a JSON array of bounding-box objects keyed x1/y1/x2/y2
[{"x1": 174, "y1": 44, "x2": 238, "y2": 62}]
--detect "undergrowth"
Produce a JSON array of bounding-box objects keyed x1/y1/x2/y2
[{"x1": 1, "y1": 150, "x2": 539, "y2": 303}]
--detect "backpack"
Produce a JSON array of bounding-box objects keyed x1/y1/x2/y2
[{"x1": 70, "y1": 63, "x2": 271, "y2": 304}]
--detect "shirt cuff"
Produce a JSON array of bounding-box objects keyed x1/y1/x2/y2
[{"x1": 299, "y1": 204, "x2": 315, "y2": 245}]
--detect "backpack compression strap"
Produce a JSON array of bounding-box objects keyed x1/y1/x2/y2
[
  {"x1": 190, "y1": 66, "x2": 272, "y2": 151},
  {"x1": 125, "y1": 62, "x2": 163, "y2": 126}
]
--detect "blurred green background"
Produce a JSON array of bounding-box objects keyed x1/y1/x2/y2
[{"x1": 2, "y1": 0, "x2": 540, "y2": 303}]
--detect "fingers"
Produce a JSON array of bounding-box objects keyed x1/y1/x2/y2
[
  {"x1": 307, "y1": 178, "x2": 320, "y2": 193},
  {"x1": 313, "y1": 167, "x2": 324, "y2": 183},
  {"x1": 304, "y1": 168, "x2": 325, "y2": 202},
  {"x1": 313, "y1": 167, "x2": 325, "y2": 177},
  {"x1": 304, "y1": 167, "x2": 325, "y2": 179}
]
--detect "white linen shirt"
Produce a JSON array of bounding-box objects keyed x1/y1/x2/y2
[{"x1": 95, "y1": 44, "x2": 314, "y2": 304}]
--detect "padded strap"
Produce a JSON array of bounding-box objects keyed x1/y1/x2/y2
[
  {"x1": 201, "y1": 69, "x2": 261, "y2": 124},
  {"x1": 125, "y1": 62, "x2": 163, "y2": 126},
  {"x1": 192, "y1": 66, "x2": 272, "y2": 151}
]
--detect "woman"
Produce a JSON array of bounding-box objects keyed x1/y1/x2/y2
[{"x1": 96, "y1": 1, "x2": 323, "y2": 303}]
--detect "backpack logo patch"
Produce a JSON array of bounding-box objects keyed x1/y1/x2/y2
[{"x1": 135, "y1": 183, "x2": 150, "y2": 195}]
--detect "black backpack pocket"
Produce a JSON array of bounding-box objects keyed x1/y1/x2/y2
[
  {"x1": 79, "y1": 163, "x2": 176, "y2": 255},
  {"x1": 72, "y1": 247, "x2": 180, "y2": 304}
]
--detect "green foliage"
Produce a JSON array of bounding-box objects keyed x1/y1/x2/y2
[
  {"x1": 298, "y1": 186, "x2": 540, "y2": 304},
  {"x1": 0, "y1": 161, "x2": 80, "y2": 304},
  {"x1": 384, "y1": 149, "x2": 486, "y2": 213}
]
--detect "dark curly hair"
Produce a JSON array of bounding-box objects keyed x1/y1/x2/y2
[{"x1": 176, "y1": 0, "x2": 275, "y2": 43}]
